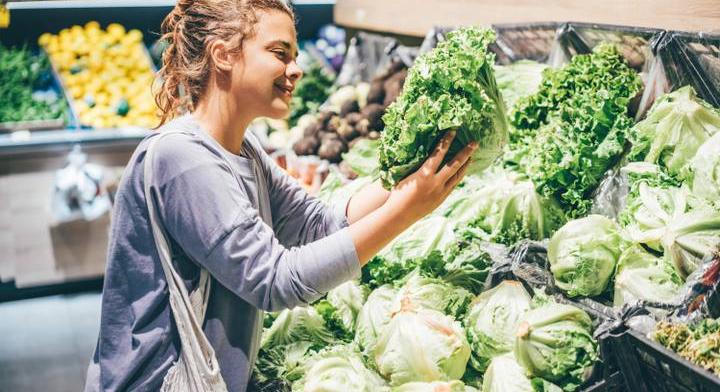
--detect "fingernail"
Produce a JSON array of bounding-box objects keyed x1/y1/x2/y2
[{"x1": 471, "y1": 142, "x2": 479, "y2": 149}]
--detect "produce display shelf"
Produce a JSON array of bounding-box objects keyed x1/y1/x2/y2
[{"x1": 0, "y1": 127, "x2": 149, "y2": 151}]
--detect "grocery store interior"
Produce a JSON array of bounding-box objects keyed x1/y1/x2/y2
[{"x1": 1, "y1": 0, "x2": 720, "y2": 391}]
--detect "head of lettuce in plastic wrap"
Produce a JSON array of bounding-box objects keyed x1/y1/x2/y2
[{"x1": 379, "y1": 26, "x2": 508, "y2": 189}]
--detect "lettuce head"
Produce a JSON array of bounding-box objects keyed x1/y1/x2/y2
[
  {"x1": 514, "y1": 302, "x2": 597, "y2": 390},
  {"x1": 465, "y1": 280, "x2": 532, "y2": 372},
  {"x1": 613, "y1": 245, "x2": 684, "y2": 308},
  {"x1": 548, "y1": 215, "x2": 624, "y2": 297},
  {"x1": 291, "y1": 345, "x2": 388, "y2": 392},
  {"x1": 379, "y1": 26, "x2": 508, "y2": 188}
]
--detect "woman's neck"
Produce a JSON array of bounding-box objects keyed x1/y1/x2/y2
[{"x1": 193, "y1": 89, "x2": 254, "y2": 155}]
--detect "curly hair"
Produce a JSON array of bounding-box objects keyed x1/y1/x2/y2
[{"x1": 154, "y1": 0, "x2": 294, "y2": 127}]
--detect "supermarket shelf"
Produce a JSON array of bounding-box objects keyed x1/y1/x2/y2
[
  {"x1": 7, "y1": 0, "x2": 334, "y2": 9},
  {"x1": 335, "y1": 0, "x2": 720, "y2": 36},
  {"x1": 0, "y1": 128, "x2": 149, "y2": 151}
]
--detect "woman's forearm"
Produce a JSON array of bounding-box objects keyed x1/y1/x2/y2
[
  {"x1": 345, "y1": 180, "x2": 391, "y2": 224},
  {"x1": 347, "y1": 198, "x2": 414, "y2": 265}
]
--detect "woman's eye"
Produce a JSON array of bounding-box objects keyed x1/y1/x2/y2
[{"x1": 273, "y1": 50, "x2": 287, "y2": 59}]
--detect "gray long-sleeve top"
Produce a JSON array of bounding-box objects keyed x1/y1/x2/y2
[{"x1": 84, "y1": 114, "x2": 360, "y2": 391}]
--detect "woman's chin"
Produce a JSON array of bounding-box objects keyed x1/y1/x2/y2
[{"x1": 264, "y1": 101, "x2": 291, "y2": 119}]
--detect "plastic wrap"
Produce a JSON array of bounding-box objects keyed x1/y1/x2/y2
[
  {"x1": 491, "y1": 22, "x2": 562, "y2": 65},
  {"x1": 653, "y1": 31, "x2": 720, "y2": 108},
  {"x1": 335, "y1": 31, "x2": 418, "y2": 86},
  {"x1": 418, "y1": 23, "x2": 560, "y2": 66}
]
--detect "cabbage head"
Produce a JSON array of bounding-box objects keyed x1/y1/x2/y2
[
  {"x1": 395, "y1": 380, "x2": 478, "y2": 392},
  {"x1": 688, "y1": 132, "x2": 720, "y2": 209},
  {"x1": 482, "y1": 353, "x2": 562, "y2": 392},
  {"x1": 256, "y1": 307, "x2": 339, "y2": 385},
  {"x1": 548, "y1": 215, "x2": 624, "y2": 297},
  {"x1": 314, "y1": 280, "x2": 369, "y2": 341},
  {"x1": 613, "y1": 245, "x2": 684, "y2": 308},
  {"x1": 291, "y1": 345, "x2": 388, "y2": 392},
  {"x1": 261, "y1": 306, "x2": 336, "y2": 348},
  {"x1": 465, "y1": 280, "x2": 531, "y2": 372},
  {"x1": 392, "y1": 272, "x2": 473, "y2": 319},
  {"x1": 450, "y1": 168, "x2": 566, "y2": 246},
  {"x1": 659, "y1": 210, "x2": 720, "y2": 278},
  {"x1": 355, "y1": 285, "x2": 397, "y2": 360},
  {"x1": 375, "y1": 307, "x2": 471, "y2": 386},
  {"x1": 627, "y1": 85, "x2": 720, "y2": 176},
  {"x1": 514, "y1": 302, "x2": 597, "y2": 390}
]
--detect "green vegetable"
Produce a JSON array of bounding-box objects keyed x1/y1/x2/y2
[
  {"x1": 619, "y1": 171, "x2": 691, "y2": 252},
  {"x1": 428, "y1": 234, "x2": 496, "y2": 294},
  {"x1": 260, "y1": 306, "x2": 337, "y2": 348},
  {"x1": 374, "y1": 307, "x2": 471, "y2": 386},
  {"x1": 465, "y1": 280, "x2": 532, "y2": 372},
  {"x1": 254, "y1": 306, "x2": 341, "y2": 385},
  {"x1": 613, "y1": 245, "x2": 683, "y2": 308},
  {"x1": 379, "y1": 26, "x2": 508, "y2": 188},
  {"x1": 393, "y1": 272, "x2": 473, "y2": 320},
  {"x1": 288, "y1": 63, "x2": 334, "y2": 127},
  {"x1": 314, "y1": 280, "x2": 369, "y2": 342},
  {"x1": 0, "y1": 45, "x2": 66, "y2": 123},
  {"x1": 494, "y1": 60, "x2": 547, "y2": 115},
  {"x1": 508, "y1": 44, "x2": 641, "y2": 217},
  {"x1": 687, "y1": 132, "x2": 720, "y2": 210},
  {"x1": 482, "y1": 353, "x2": 562, "y2": 392},
  {"x1": 341, "y1": 138, "x2": 381, "y2": 177},
  {"x1": 627, "y1": 86, "x2": 720, "y2": 177},
  {"x1": 452, "y1": 168, "x2": 566, "y2": 246},
  {"x1": 511, "y1": 43, "x2": 640, "y2": 133},
  {"x1": 654, "y1": 318, "x2": 720, "y2": 376},
  {"x1": 548, "y1": 215, "x2": 623, "y2": 297},
  {"x1": 291, "y1": 345, "x2": 388, "y2": 392},
  {"x1": 355, "y1": 285, "x2": 397, "y2": 361},
  {"x1": 658, "y1": 210, "x2": 720, "y2": 278},
  {"x1": 364, "y1": 216, "x2": 457, "y2": 288},
  {"x1": 395, "y1": 380, "x2": 478, "y2": 392},
  {"x1": 514, "y1": 302, "x2": 598, "y2": 390}
]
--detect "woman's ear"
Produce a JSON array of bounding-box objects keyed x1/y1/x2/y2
[{"x1": 208, "y1": 39, "x2": 234, "y2": 73}]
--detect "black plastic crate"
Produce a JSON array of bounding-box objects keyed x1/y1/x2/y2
[
  {"x1": 491, "y1": 22, "x2": 562, "y2": 65},
  {"x1": 654, "y1": 31, "x2": 720, "y2": 108},
  {"x1": 612, "y1": 327, "x2": 720, "y2": 392},
  {"x1": 418, "y1": 23, "x2": 561, "y2": 65},
  {"x1": 553, "y1": 22, "x2": 665, "y2": 71}
]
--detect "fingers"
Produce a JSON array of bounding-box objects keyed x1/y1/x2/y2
[
  {"x1": 444, "y1": 155, "x2": 472, "y2": 191},
  {"x1": 421, "y1": 130, "x2": 456, "y2": 175},
  {"x1": 438, "y1": 140, "x2": 478, "y2": 181}
]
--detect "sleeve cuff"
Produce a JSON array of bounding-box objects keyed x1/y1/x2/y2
[
  {"x1": 297, "y1": 227, "x2": 361, "y2": 294},
  {"x1": 330, "y1": 193, "x2": 353, "y2": 228}
]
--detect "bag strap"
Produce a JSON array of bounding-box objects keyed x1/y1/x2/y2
[{"x1": 144, "y1": 132, "x2": 222, "y2": 380}]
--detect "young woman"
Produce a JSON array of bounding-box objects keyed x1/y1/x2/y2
[{"x1": 84, "y1": 0, "x2": 477, "y2": 391}]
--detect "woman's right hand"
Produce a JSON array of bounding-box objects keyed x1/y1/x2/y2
[
  {"x1": 385, "y1": 130, "x2": 478, "y2": 223},
  {"x1": 347, "y1": 130, "x2": 477, "y2": 265}
]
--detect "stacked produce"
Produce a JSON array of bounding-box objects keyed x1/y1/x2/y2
[
  {"x1": 653, "y1": 318, "x2": 720, "y2": 376},
  {"x1": 0, "y1": 45, "x2": 67, "y2": 125},
  {"x1": 507, "y1": 43, "x2": 643, "y2": 218},
  {"x1": 255, "y1": 26, "x2": 617, "y2": 392},
  {"x1": 545, "y1": 86, "x2": 720, "y2": 308},
  {"x1": 254, "y1": 273, "x2": 599, "y2": 391},
  {"x1": 39, "y1": 22, "x2": 158, "y2": 128},
  {"x1": 292, "y1": 60, "x2": 407, "y2": 165}
]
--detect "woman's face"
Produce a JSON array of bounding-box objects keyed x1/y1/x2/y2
[{"x1": 230, "y1": 10, "x2": 302, "y2": 120}]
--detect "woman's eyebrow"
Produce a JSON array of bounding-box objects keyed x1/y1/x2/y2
[{"x1": 267, "y1": 39, "x2": 292, "y2": 50}]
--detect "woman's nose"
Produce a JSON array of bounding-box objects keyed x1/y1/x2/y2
[{"x1": 287, "y1": 60, "x2": 303, "y2": 81}]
